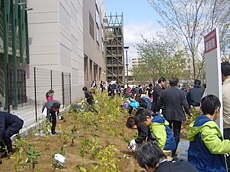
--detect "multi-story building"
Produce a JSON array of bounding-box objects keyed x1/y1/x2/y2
[
  {"x1": 83, "y1": 0, "x2": 106, "y2": 88},
  {"x1": 27, "y1": 0, "x2": 84, "y2": 105},
  {"x1": 132, "y1": 57, "x2": 139, "y2": 68}
]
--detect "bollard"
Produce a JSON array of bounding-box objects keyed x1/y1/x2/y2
[
  {"x1": 64, "y1": 145, "x2": 67, "y2": 156},
  {"x1": 126, "y1": 157, "x2": 129, "y2": 165},
  {"x1": 77, "y1": 131, "x2": 79, "y2": 140},
  {"x1": 72, "y1": 137, "x2": 74, "y2": 147}
]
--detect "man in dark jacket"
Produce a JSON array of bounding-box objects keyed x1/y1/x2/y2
[
  {"x1": 187, "y1": 79, "x2": 204, "y2": 107},
  {"x1": 42, "y1": 100, "x2": 61, "y2": 134},
  {"x1": 137, "y1": 85, "x2": 143, "y2": 94},
  {"x1": 82, "y1": 87, "x2": 98, "y2": 114},
  {"x1": 107, "y1": 80, "x2": 113, "y2": 97},
  {"x1": 151, "y1": 77, "x2": 166, "y2": 113},
  {"x1": 0, "y1": 111, "x2": 24, "y2": 159},
  {"x1": 159, "y1": 77, "x2": 191, "y2": 158},
  {"x1": 126, "y1": 117, "x2": 155, "y2": 151},
  {"x1": 148, "y1": 84, "x2": 154, "y2": 99},
  {"x1": 131, "y1": 86, "x2": 136, "y2": 97},
  {"x1": 136, "y1": 142, "x2": 198, "y2": 172}
]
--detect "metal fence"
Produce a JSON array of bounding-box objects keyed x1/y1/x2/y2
[{"x1": 0, "y1": 62, "x2": 71, "y2": 121}]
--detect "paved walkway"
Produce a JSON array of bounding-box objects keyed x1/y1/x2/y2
[
  {"x1": 2, "y1": 103, "x2": 69, "y2": 138},
  {"x1": 177, "y1": 141, "x2": 189, "y2": 160},
  {"x1": 177, "y1": 136, "x2": 189, "y2": 160}
]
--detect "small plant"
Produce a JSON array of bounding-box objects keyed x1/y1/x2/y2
[
  {"x1": 97, "y1": 145, "x2": 120, "y2": 172},
  {"x1": 123, "y1": 137, "x2": 130, "y2": 144},
  {"x1": 43, "y1": 120, "x2": 51, "y2": 136},
  {"x1": 58, "y1": 124, "x2": 63, "y2": 146},
  {"x1": 48, "y1": 146, "x2": 64, "y2": 171},
  {"x1": 105, "y1": 139, "x2": 110, "y2": 147},
  {"x1": 130, "y1": 132, "x2": 138, "y2": 140},
  {"x1": 113, "y1": 129, "x2": 119, "y2": 137},
  {"x1": 11, "y1": 137, "x2": 27, "y2": 170},
  {"x1": 12, "y1": 147, "x2": 25, "y2": 171},
  {"x1": 79, "y1": 164, "x2": 90, "y2": 172},
  {"x1": 89, "y1": 138, "x2": 101, "y2": 160},
  {"x1": 78, "y1": 138, "x2": 89, "y2": 159},
  {"x1": 190, "y1": 107, "x2": 201, "y2": 121},
  {"x1": 13, "y1": 137, "x2": 27, "y2": 150},
  {"x1": 25, "y1": 144, "x2": 42, "y2": 171},
  {"x1": 92, "y1": 119, "x2": 100, "y2": 131},
  {"x1": 63, "y1": 133, "x2": 69, "y2": 144},
  {"x1": 70, "y1": 124, "x2": 77, "y2": 139}
]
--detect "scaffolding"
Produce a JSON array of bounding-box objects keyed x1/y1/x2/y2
[{"x1": 105, "y1": 13, "x2": 125, "y2": 86}]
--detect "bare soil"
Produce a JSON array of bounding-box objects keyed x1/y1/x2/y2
[
  {"x1": 0, "y1": 94, "x2": 144, "y2": 172},
  {"x1": 0, "y1": 92, "x2": 192, "y2": 172}
]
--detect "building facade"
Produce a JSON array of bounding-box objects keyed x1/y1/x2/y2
[
  {"x1": 83, "y1": 0, "x2": 106, "y2": 88},
  {"x1": 27, "y1": 0, "x2": 84, "y2": 104},
  {"x1": 131, "y1": 57, "x2": 139, "y2": 68}
]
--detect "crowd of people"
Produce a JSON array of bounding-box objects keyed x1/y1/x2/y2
[{"x1": 124, "y1": 61, "x2": 230, "y2": 172}]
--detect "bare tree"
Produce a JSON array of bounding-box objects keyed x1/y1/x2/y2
[{"x1": 147, "y1": 0, "x2": 230, "y2": 79}]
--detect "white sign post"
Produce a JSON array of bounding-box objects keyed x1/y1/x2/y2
[{"x1": 204, "y1": 28, "x2": 223, "y2": 133}]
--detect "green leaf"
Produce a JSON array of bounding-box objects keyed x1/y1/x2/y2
[
  {"x1": 111, "y1": 163, "x2": 116, "y2": 168},
  {"x1": 80, "y1": 166, "x2": 87, "y2": 172},
  {"x1": 93, "y1": 165, "x2": 99, "y2": 170}
]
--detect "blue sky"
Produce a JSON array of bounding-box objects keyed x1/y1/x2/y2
[
  {"x1": 104, "y1": 0, "x2": 160, "y2": 25},
  {"x1": 104, "y1": 0, "x2": 163, "y2": 65}
]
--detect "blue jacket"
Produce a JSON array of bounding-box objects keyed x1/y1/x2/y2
[
  {"x1": 187, "y1": 114, "x2": 230, "y2": 172},
  {"x1": 141, "y1": 96, "x2": 152, "y2": 110},
  {"x1": 150, "y1": 113, "x2": 176, "y2": 150},
  {"x1": 129, "y1": 98, "x2": 140, "y2": 109}
]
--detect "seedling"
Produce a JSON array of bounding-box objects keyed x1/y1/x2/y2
[
  {"x1": 78, "y1": 138, "x2": 89, "y2": 159},
  {"x1": 48, "y1": 146, "x2": 64, "y2": 170},
  {"x1": 25, "y1": 144, "x2": 42, "y2": 171},
  {"x1": 98, "y1": 145, "x2": 120, "y2": 172},
  {"x1": 89, "y1": 138, "x2": 101, "y2": 160}
]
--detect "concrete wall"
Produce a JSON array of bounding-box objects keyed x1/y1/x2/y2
[{"x1": 27, "y1": 0, "x2": 84, "y2": 102}]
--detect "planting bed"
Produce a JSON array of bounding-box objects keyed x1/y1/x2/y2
[
  {"x1": 0, "y1": 92, "x2": 144, "y2": 172},
  {"x1": 0, "y1": 91, "x2": 194, "y2": 172}
]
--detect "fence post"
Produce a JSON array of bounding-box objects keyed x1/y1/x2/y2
[
  {"x1": 50, "y1": 70, "x2": 52, "y2": 90},
  {"x1": 7, "y1": 63, "x2": 10, "y2": 113},
  {"x1": 69, "y1": 73, "x2": 71, "y2": 105},
  {"x1": 34, "y1": 67, "x2": 37, "y2": 122},
  {"x1": 62, "y1": 72, "x2": 64, "y2": 108}
]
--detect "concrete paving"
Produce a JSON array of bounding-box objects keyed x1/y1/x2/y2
[
  {"x1": 177, "y1": 141, "x2": 189, "y2": 160},
  {"x1": 2, "y1": 103, "x2": 70, "y2": 138}
]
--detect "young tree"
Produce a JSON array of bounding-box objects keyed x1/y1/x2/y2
[
  {"x1": 147, "y1": 0, "x2": 230, "y2": 79},
  {"x1": 132, "y1": 36, "x2": 187, "y2": 84}
]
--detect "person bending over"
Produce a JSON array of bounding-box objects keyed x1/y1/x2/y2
[
  {"x1": 42, "y1": 100, "x2": 61, "y2": 134},
  {"x1": 126, "y1": 116, "x2": 156, "y2": 151},
  {"x1": 82, "y1": 86, "x2": 98, "y2": 114},
  {"x1": 135, "y1": 109, "x2": 176, "y2": 151},
  {"x1": 136, "y1": 142, "x2": 198, "y2": 172},
  {"x1": 0, "y1": 111, "x2": 24, "y2": 160}
]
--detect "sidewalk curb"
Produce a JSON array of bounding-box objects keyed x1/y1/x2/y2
[{"x1": 12, "y1": 106, "x2": 70, "y2": 141}]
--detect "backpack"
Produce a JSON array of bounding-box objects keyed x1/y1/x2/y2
[{"x1": 111, "y1": 84, "x2": 116, "y2": 92}]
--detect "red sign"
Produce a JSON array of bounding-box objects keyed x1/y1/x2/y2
[{"x1": 204, "y1": 28, "x2": 217, "y2": 54}]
